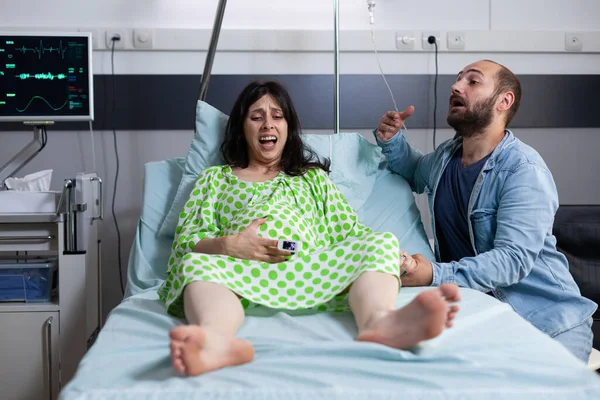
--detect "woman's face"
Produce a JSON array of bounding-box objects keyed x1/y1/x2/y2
[{"x1": 243, "y1": 94, "x2": 288, "y2": 167}]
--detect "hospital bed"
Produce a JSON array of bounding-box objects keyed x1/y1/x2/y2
[
  {"x1": 60, "y1": 2, "x2": 600, "y2": 398},
  {"x1": 59, "y1": 102, "x2": 600, "y2": 399}
]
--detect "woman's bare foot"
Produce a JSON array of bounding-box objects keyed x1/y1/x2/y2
[
  {"x1": 169, "y1": 325, "x2": 255, "y2": 376},
  {"x1": 356, "y1": 283, "x2": 460, "y2": 349}
]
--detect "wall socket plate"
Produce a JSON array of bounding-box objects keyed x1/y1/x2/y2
[
  {"x1": 447, "y1": 31, "x2": 466, "y2": 50},
  {"x1": 565, "y1": 32, "x2": 583, "y2": 51},
  {"x1": 422, "y1": 31, "x2": 441, "y2": 50},
  {"x1": 133, "y1": 29, "x2": 153, "y2": 49},
  {"x1": 105, "y1": 29, "x2": 126, "y2": 50},
  {"x1": 395, "y1": 31, "x2": 416, "y2": 50}
]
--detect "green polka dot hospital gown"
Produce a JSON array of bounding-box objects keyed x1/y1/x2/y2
[{"x1": 158, "y1": 165, "x2": 400, "y2": 317}]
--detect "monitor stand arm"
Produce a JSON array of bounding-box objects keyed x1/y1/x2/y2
[{"x1": 0, "y1": 125, "x2": 46, "y2": 189}]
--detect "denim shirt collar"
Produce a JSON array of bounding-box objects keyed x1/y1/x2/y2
[{"x1": 444, "y1": 129, "x2": 515, "y2": 172}]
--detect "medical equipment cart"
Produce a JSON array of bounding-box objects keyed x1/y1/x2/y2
[{"x1": 0, "y1": 172, "x2": 102, "y2": 400}]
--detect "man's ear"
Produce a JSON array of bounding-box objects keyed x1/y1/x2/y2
[{"x1": 497, "y1": 91, "x2": 515, "y2": 113}]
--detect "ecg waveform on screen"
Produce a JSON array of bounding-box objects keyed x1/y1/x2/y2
[
  {"x1": 15, "y1": 40, "x2": 70, "y2": 59},
  {"x1": 16, "y1": 96, "x2": 69, "y2": 113},
  {"x1": 0, "y1": 35, "x2": 91, "y2": 120},
  {"x1": 17, "y1": 73, "x2": 68, "y2": 80}
]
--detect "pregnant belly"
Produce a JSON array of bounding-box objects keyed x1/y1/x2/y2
[{"x1": 224, "y1": 202, "x2": 321, "y2": 252}]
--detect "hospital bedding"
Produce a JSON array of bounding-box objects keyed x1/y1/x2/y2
[
  {"x1": 60, "y1": 153, "x2": 600, "y2": 399},
  {"x1": 60, "y1": 286, "x2": 600, "y2": 400}
]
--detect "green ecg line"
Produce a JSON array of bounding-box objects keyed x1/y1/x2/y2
[
  {"x1": 16, "y1": 40, "x2": 69, "y2": 59},
  {"x1": 16, "y1": 96, "x2": 69, "y2": 113},
  {"x1": 18, "y1": 73, "x2": 67, "y2": 80}
]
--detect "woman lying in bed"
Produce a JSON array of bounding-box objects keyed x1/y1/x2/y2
[{"x1": 158, "y1": 80, "x2": 461, "y2": 376}]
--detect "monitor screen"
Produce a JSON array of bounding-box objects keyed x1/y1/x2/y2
[{"x1": 0, "y1": 32, "x2": 94, "y2": 122}]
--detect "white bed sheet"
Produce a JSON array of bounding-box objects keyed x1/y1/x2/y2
[{"x1": 61, "y1": 286, "x2": 600, "y2": 400}]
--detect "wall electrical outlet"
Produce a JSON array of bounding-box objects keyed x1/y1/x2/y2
[
  {"x1": 447, "y1": 31, "x2": 466, "y2": 50},
  {"x1": 133, "y1": 29, "x2": 153, "y2": 49},
  {"x1": 422, "y1": 31, "x2": 441, "y2": 50},
  {"x1": 105, "y1": 29, "x2": 126, "y2": 50},
  {"x1": 565, "y1": 32, "x2": 583, "y2": 52},
  {"x1": 395, "y1": 31, "x2": 416, "y2": 50}
]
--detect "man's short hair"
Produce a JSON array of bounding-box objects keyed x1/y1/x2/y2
[{"x1": 484, "y1": 60, "x2": 522, "y2": 127}]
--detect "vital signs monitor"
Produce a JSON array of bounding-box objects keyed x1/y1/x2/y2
[{"x1": 0, "y1": 32, "x2": 94, "y2": 122}]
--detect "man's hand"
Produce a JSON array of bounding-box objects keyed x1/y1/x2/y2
[
  {"x1": 376, "y1": 106, "x2": 415, "y2": 142},
  {"x1": 400, "y1": 253, "x2": 433, "y2": 286},
  {"x1": 399, "y1": 250, "x2": 417, "y2": 275}
]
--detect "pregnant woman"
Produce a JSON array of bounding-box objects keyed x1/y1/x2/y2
[{"x1": 158, "y1": 79, "x2": 460, "y2": 376}]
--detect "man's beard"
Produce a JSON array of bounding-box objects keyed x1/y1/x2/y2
[{"x1": 446, "y1": 92, "x2": 498, "y2": 138}]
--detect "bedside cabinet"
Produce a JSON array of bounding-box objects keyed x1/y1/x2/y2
[{"x1": 0, "y1": 174, "x2": 102, "y2": 400}]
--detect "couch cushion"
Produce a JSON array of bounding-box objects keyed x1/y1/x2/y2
[{"x1": 553, "y1": 205, "x2": 600, "y2": 348}]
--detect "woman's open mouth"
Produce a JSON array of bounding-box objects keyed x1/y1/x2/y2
[{"x1": 259, "y1": 135, "x2": 277, "y2": 150}]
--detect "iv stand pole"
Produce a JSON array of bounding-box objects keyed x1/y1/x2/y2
[
  {"x1": 199, "y1": 0, "x2": 228, "y2": 101},
  {"x1": 333, "y1": 0, "x2": 340, "y2": 134}
]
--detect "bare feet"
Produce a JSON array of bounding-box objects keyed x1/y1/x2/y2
[
  {"x1": 356, "y1": 283, "x2": 461, "y2": 349},
  {"x1": 169, "y1": 325, "x2": 255, "y2": 376}
]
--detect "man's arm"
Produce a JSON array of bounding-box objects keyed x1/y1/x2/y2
[
  {"x1": 374, "y1": 108, "x2": 440, "y2": 194},
  {"x1": 375, "y1": 128, "x2": 430, "y2": 194},
  {"x1": 431, "y1": 163, "x2": 558, "y2": 291}
]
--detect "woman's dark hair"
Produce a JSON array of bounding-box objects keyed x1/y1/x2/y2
[{"x1": 220, "y1": 80, "x2": 330, "y2": 176}]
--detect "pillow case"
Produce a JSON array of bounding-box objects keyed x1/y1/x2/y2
[{"x1": 157, "y1": 101, "x2": 228, "y2": 237}]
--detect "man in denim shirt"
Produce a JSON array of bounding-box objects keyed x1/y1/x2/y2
[{"x1": 375, "y1": 59, "x2": 597, "y2": 362}]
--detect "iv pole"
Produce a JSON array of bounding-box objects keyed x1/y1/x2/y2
[
  {"x1": 333, "y1": 0, "x2": 340, "y2": 134},
  {"x1": 199, "y1": 0, "x2": 227, "y2": 101}
]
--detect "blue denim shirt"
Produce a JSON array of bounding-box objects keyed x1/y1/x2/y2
[{"x1": 376, "y1": 129, "x2": 598, "y2": 336}]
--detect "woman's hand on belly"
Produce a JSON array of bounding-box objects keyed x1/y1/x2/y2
[{"x1": 226, "y1": 217, "x2": 291, "y2": 263}]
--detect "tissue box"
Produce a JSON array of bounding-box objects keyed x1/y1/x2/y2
[{"x1": 0, "y1": 191, "x2": 59, "y2": 214}]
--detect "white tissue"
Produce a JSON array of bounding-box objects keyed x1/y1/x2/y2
[{"x1": 4, "y1": 169, "x2": 53, "y2": 191}]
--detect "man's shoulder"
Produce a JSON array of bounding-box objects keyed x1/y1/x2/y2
[{"x1": 496, "y1": 132, "x2": 549, "y2": 173}]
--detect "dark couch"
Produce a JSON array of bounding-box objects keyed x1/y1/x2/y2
[{"x1": 553, "y1": 205, "x2": 600, "y2": 350}]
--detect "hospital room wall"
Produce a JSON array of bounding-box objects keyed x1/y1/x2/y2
[
  {"x1": 1, "y1": 0, "x2": 600, "y2": 318},
  {"x1": 2, "y1": 0, "x2": 600, "y2": 30}
]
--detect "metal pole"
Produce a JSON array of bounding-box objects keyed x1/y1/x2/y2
[
  {"x1": 0, "y1": 125, "x2": 44, "y2": 188},
  {"x1": 199, "y1": 0, "x2": 228, "y2": 101},
  {"x1": 333, "y1": 0, "x2": 340, "y2": 134}
]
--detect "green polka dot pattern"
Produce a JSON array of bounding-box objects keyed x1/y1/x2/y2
[{"x1": 157, "y1": 165, "x2": 399, "y2": 317}]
